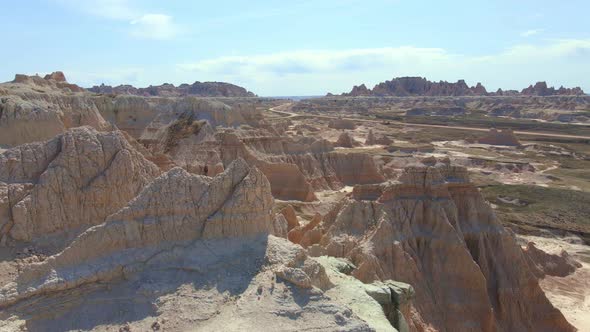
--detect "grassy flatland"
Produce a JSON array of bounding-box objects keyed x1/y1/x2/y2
[{"x1": 480, "y1": 184, "x2": 590, "y2": 242}]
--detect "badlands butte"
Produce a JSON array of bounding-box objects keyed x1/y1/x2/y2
[{"x1": 0, "y1": 72, "x2": 589, "y2": 332}]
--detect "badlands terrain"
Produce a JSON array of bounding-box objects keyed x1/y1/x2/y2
[{"x1": 0, "y1": 72, "x2": 589, "y2": 331}]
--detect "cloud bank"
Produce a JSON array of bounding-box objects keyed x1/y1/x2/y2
[{"x1": 176, "y1": 39, "x2": 590, "y2": 95}]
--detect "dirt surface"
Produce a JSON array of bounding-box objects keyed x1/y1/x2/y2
[{"x1": 519, "y1": 234, "x2": 590, "y2": 331}]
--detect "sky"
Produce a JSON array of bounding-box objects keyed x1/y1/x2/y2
[{"x1": 1, "y1": 0, "x2": 589, "y2": 96}]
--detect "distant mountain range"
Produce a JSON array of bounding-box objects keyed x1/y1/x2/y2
[
  {"x1": 88, "y1": 81, "x2": 256, "y2": 98},
  {"x1": 333, "y1": 77, "x2": 585, "y2": 97}
]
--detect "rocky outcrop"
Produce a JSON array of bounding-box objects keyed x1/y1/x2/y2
[
  {"x1": 95, "y1": 95, "x2": 259, "y2": 141},
  {"x1": 347, "y1": 84, "x2": 371, "y2": 97},
  {"x1": 320, "y1": 152, "x2": 385, "y2": 186},
  {"x1": 0, "y1": 235, "x2": 389, "y2": 331},
  {"x1": 143, "y1": 113, "x2": 223, "y2": 175},
  {"x1": 12, "y1": 72, "x2": 84, "y2": 93},
  {"x1": 139, "y1": 98, "x2": 251, "y2": 132},
  {"x1": 521, "y1": 82, "x2": 585, "y2": 96},
  {"x1": 288, "y1": 213, "x2": 322, "y2": 247},
  {"x1": 280, "y1": 205, "x2": 300, "y2": 232},
  {"x1": 43, "y1": 71, "x2": 67, "y2": 82},
  {"x1": 315, "y1": 256, "x2": 418, "y2": 332},
  {"x1": 0, "y1": 77, "x2": 110, "y2": 146},
  {"x1": 524, "y1": 242, "x2": 582, "y2": 278},
  {"x1": 308, "y1": 159, "x2": 574, "y2": 332},
  {"x1": 478, "y1": 128, "x2": 521, "y2": 146},
  {"x1": 217, "y1": 132, "x2": 317, "y2": 201},
  {"x1": 0, "y1": 127, "x2": 161, "y2": 245},
  {"x1": 257, "y1": 163, "x2": 318, "y2": 202},
  {"x1": 88, "y1": 81, "x2": 256, "y2": 97},
  {"x1": 0, "y1": 159, "x2": 274, "y2": 305},
  {"x1": 0, "y1": 159, "x2": 385, "y2": 332},
  {"x1": 335, "y1": 132, "x2": 359, "y2": 148},
  {"x1": 339, "y1": 77, "x2": 585, "y2": 97},
  {"x1": 344, "y1": 77, "x2": 489, "y2": 97}
]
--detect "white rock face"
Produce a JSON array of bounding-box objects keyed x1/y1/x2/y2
[
  {"x1": 0, "y1": 157, "x2": 387, "y2": 332},
  {"x1": 0, "y1": 80, "x2": 111, "y2": 146},
  {"x1": 0, "y1": 236, "x2": 379, "y2": 332},
  {"x1": 0, "y1": 158, "x2": 275, "y2": 306},
  {"x1": 0, "y1": 127, "x2": 161, "y2": 244}
]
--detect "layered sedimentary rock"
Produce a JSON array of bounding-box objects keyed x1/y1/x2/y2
[
  {"x1": 0, "y1": 74, "x2": 110, "y2": 146},
  {"x1": 143, "y1": 113, "x2": 223, "y2": 175},
  {"x1": 0, "y1": 127, "x2": 161, "y2": 245},
  {"x1": 96, "y1": 95, "x2": 260, "y2": 142},
  {"x1": 88, "y1": 81, "x2": 256, "y2": 97},
  {"x1": 344, "y1": 77, "x2": 488, "y2": 97},
  {"x1": 340, "y1": 76, "x2": 585, "y2": 97},
  {"x1": 280, "y1": 205, "x2": 300, "y2": 231},
  {"x1": 521, "y1": 82, "x2": 585, "y2": 96},
  {"x1": 138, "y1": 98, "x2": 252, "y2": 134},
  {"x1": 217, "y1": 132, "x2": 318, "y2": 201},
  {"x1": 307, "y1": 159, "x2": 574, "y2": 332},
  {"x1": 0, "y1": 159, "x2": 274, "y2": 305},
  {"x1": 335, "y1": 132, "x2": 359, "y2": 148},
  {"x1": 523, "y1": 242, "x2": 582, "y2": 278},
  {"x1": 478, "y1": 128, "x2": 521, "y2": 146},
  {"x1": 0, "y1": 158, "x2": 399, "y2": 332},
  {"x1": 320, "y1": 152, "x2": 385, "y2": 186}
]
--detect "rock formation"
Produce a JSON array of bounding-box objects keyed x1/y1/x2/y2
[
  {"x1": 0, "y1": 158, "x2": 402, "y2": 332},
  {"x1": 0, "y1": 159, "x2": 274, "y2": 304},
  {"x1": 0, "y1": 127, "x2": 161, "y2": 246},
  {"x1": 343, "y1": 77, "x2": 488, "y2": 97},
  {"x1": 306, "y1": 159, "x2": 574, "y2": 332},
  {"x1": 347, "y1": 84, "x2": 371, "y2": 96},
  {"x1": 524, "y1": 242, "x2": 582, "y2": 278},
  {"x1": 43, "y1": 71, "x2": 67, "y2": 82},
  {"x1": 339, "y1": 76, "x2": 585, "y2": 97},
  {"x1": 216, "y1": 132, "x2": 318, "y2": 201},
  {"x1": 88, "y1": 81, "x2": 256, "y2": 97},
  {"x1": 335, "y1": 132, "x2": 359, "y2": 148},
  {"x1": 478, "y1": 128, "x2": 521, "y2": 146},
  {"x1": 521, "y1": 82, "x2": 585, "y2": 96},
  {"x1": 280, "y1": 205, "x2": 300, "y2": 231},
  {"x1": 0, "y1": 75, "x2": 110, "y2": 146}
]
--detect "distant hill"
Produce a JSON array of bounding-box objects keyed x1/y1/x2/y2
[
  {"x1": 88, "y1": 81, "x2": 256, "y2": 98},
  {"x1": 335, "y1": 77, "x2": 584, "y2": 97}
]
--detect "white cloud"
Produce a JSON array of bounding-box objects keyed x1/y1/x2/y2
[
  {"x1": 130, "y1": 14, "x2": 179, "y2": 40},
  {"x1": 178, "y1": 47, "x2": 452, "y2": 76},
  {"x1": 177, "y1": 39, "x2": 590, "y2": 95},
  {"x1": 520, "y1": 29, "x2": 543, "y2": 37},
  {"x1": 56, "y1": 0, "x2": 179, "y2": 40}
]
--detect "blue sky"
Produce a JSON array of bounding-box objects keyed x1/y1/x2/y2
[{"x1": 1, "y1": 0, "x2": 589, "y2": 96}]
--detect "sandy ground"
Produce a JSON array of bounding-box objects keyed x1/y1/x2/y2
[{"x1": 519, "y1": 234, "x2": 590, "y2": 331}]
